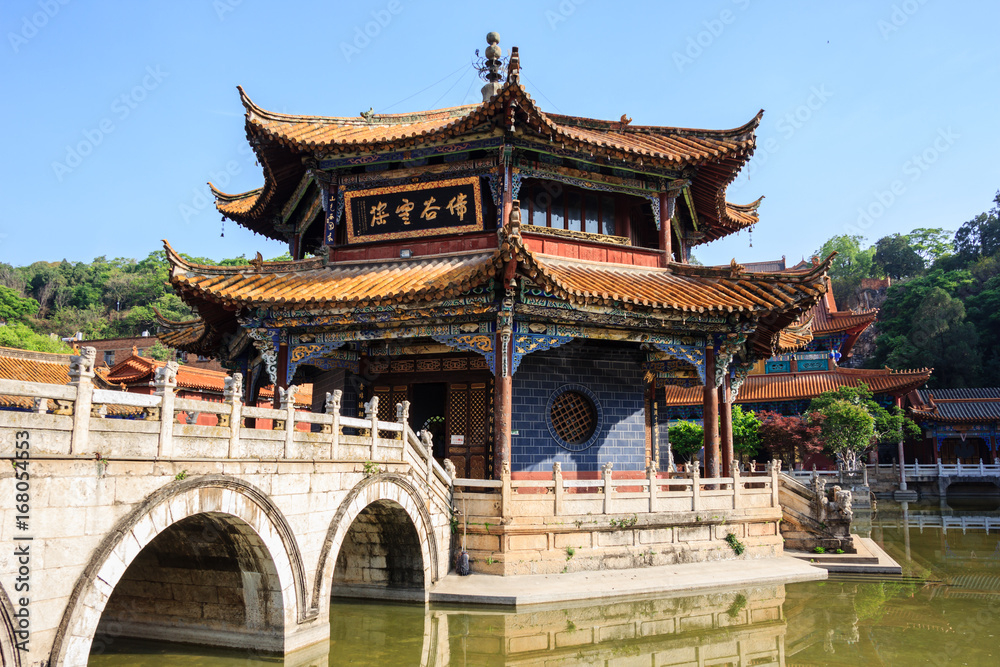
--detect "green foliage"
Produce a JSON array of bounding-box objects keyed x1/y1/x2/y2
[
  {"x1": 565, "y1": 546, "x2": 575, "y2": 560},
  {"x1": 873, "y1": 234, "x2": 924, "y2": 279},
  {"x1": 0, "y1": 285, "x2": 39, "y2": 321},
  {"x1": 0, "y1": 322, "x2": 71, "y2": 353},
  {"x1": 731, "y1": 406, "x2": 761, "y2": 457},
  {"x1": 726, "y1": 593, "x2": 747, "y2": 618},
  {"x1": 174, "y1": 470, "x2": 188, "y2": 481},
  {"x1": 609, "y1": 515, "x2": 638, "y2": 530},
  {"x1": 362, "y1": 461, "x2": 381, "y2": 477},
  {"x1": 953, "y1": 191, "x2": 1000, "y2": 264},
  {"x1": 668, "y1": 420, "x2": 704, "y2": 462},
  {"x1": 814, "y1": 235, "x2": 876, "y2": 305},
  {"x1": 905, "y1": 227, "x2": 953, "y2": 264},
  {"x1": 813, "y1": 546, "x2": 826, "y2": 554},
  {"x1": 724, "y1": 533, "x2": 745, "y2": 556},
  {"x1": 145, "y1": 341, "x2": 173, "y2": 361}
]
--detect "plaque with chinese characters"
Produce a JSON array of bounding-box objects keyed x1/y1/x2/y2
[{"x1": 344, "y1": 176, "x2": 483, "y2": 243}]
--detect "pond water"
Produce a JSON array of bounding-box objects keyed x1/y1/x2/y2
[{"x1": 89, "y1": 499, "x2": 1000, "y2": 666}]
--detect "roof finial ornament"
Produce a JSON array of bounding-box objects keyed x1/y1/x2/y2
[
  {"x1": 477, "y1": 32, "x2": 505, "y2": 102},
  {"x1": 618, "y1": 114, "x2": 632, "y2": 131},
  {"x1": 250, "y1": 251, "x2": 264, "y2": 272},
  {"x1": 360, "y1": 107, "x2": 375, "y2": 123}
]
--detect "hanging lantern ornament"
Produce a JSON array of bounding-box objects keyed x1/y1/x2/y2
[{"x1": 221, "y1": 215, "x2": 225, "y2": 238}]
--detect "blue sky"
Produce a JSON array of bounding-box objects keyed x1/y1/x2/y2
[{"x1": 2, "y1": 0, "x2": 998, "y2": 267}]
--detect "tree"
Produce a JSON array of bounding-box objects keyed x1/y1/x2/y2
[
  {"x1": 0, "y1": 322, "x2": 71, "y2": 353},
  {"x1": 953, "y1": 190, "x2": 1000, "y2": 264},
  {"x1": 813, "y1": 399, "x2": 874, "y2": 470},
  {"x1": 731, "y1": 406, "x2": 761, "y2": 458},
  {"x1": 668, "y1": 421, "x2": 703, "y2": 463},
  {"x1": 756, "y1": 411, "x2": 824, "y2": 465},
  {"x1": 873, "y1": 234, "x2": 924, "y2": 279},
  {"x1": 145, "y1": 341, "x2": 173, "y2": 361},
  {"x1": 905, "y1": 227, "x2": 953, "y2": 265},
  {"x1": 815, "y1": 235, "x2": 876, "y2": 306},
  {"x1": 0, "y1": 285, "x2": 39, "y2": 322},
  {"x1": 808, "y1": 383, "x2": 920, "y2": 468}
]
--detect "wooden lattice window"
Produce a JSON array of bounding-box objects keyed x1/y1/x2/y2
[{"x1": 550, "y1": 390, "x2": 597, "y2": 445}]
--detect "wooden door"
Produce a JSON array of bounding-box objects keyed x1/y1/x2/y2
[{"x1": 445, "y1": 381, "x2": 492, "y2": 479}]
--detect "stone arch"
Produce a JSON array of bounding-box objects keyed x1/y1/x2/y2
[
  {"x1": 0, "y1": 583, "x2": 23, "y2": 667},
  {"x1": 314, "y1": 474, "x2": 439, "y2": 607},
  {"x1": 50, "y1": 476, "x2": 309, "y2": 667}
]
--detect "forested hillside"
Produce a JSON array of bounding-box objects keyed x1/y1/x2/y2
[
  {"x1": 815, "y1": 190, "x2": 1000, "y2": 388},
  {"x1": 0, "y1": 251, "x2": 290, "y2": 353}
]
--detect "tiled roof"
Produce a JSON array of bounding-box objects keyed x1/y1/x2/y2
[
  {"x1": 663, "y1": 367, "x2": 932, "y2": 406},
  {"x1": 100, "y1": 353, "x2": 312, "y2": 405},
  {"x1": 777, "y1": 320, "x2": 814, "y2": 352},
  {"x1": 527, "y1": 254, "x2": 825, "y2": 313},
  {"x1": 743, "y1": 258, "x2": 787, "y2": 273},
  {"x1": 0, "y1": 348, "x2": 72, "y2": 385},
  {"x1": 809, "y1": 277, "x2": 877, "y2": 335},
  {"x1": 909, "y1": 388, "x2": 1000, "y2": 423},
  {"x1": 165, "y1": 241, "x2": 500, "y2": 309},
  {"x1": 216, "y1": 81, "x2": 762, "y2": 243}
]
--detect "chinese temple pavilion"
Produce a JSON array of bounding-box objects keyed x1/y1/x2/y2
[
  {"x1": 906, "y1": 388, "x2": 1000, "y2": 464},
  {"x1": 159, "y1": 35, "x2": 833, "y2": 481},
  {"x1": 661, "y1": 258, "x2": 931, "y2": 428}
]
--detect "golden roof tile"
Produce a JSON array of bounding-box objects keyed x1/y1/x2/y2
[
  {"x1": 164, "y1": 240, "x2": 501, "y2": 309},
  {"x1": 663, "y1": 367, "x2": 933, "y2": 406}
]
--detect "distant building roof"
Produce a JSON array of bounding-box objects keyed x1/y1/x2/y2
[
  {"x1": 909, "y1": 388, "x2": 1000, "y2": 424},
  {"x1": 664, "y1": 366, "x2": 932, "y2": 406}
]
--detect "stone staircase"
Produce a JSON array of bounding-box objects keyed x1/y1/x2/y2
[{"x1": 778, "y1": 471, "x2": 855, "y2": 552}]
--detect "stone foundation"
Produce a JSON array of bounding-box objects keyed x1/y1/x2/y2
[{"x1": 457, "y1": 508, "x2": 782, "y2": 576}]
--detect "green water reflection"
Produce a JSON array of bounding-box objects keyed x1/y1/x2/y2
[{"x1": 90, "y1": 500, "x2": 1000, "y2": 666}]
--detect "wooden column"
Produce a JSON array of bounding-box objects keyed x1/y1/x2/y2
[
  {"x1": 273, "y1": 343, "x2": 289, "y2": 409},
  {"x1": 719, "y1": 374, "x2": 733, "y2": 478},
  {"x1": 658, "y1": 192, "x2": 674, "y2": 267},
  {"x1": 703, "y1": 345, "x2": 720, "y2": 478},
  {"x1": 493, "y1": 144, "x2": 514, "y2": 479}
]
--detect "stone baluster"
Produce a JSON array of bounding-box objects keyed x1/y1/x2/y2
[
  {"x1": 421, "y1": 429, "x2": 434, "y2": 501},
  {"x1": 500, "y1": 459, "x2": 511, "y2": 521},
  {"x1": 68, "y1": 346, "x2": 97, "y2": 455},
  {"x1": 553, "y1": 462, "x2": 563, "y2": 516},
  {"x1": 365, "y1": 396, "x2": 380, "y2": 460},
  {"x1": 647, "y1": 460, "x2": 658, "y2": 513},
  {"x1": 223, "y1": 373, "x2": 243, "y2": 458},
  {"x1": 324, "y1": 390, "x2": 342, "y2": 459},
  {"x1": 397, "y1": 400, "x2": 411, "y2": 462},
  {"x1": 154, "y1": 361, "x2": 178, "y2": 458},
  {"x1": 691, "y1": 459, "x2": 701, "y2": 512},
  {"x1": 732, "y1": 461, "x2": 742, "y2": 510},
  {"x1": 770, "y1": 458, "x2": 782, "y2": 508},
  {"x1": 602, "y1": 462, "x2": 614, "y2": 515},
  {"x1": 279, "y1": 385, "x2": 298, "y2": 459},
  {"x1": 33, "y1": 397, "x2": 48, "y2": 414}
]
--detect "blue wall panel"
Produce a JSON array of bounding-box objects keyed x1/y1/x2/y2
[{"x1": 511, "y1": 342, "x2": 647, "y2": 472}]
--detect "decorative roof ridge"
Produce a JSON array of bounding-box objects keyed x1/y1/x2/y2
[
  {"x1": 726, "y1": 196, "x2": 765, "y2": 213},
  {"x1": 152, "y1": 307, "x2": 203, "y2": 330},
  {"x1": 836, "y1": 366, "x2": 934, "y2": 377},
  {"x1": 237, "y1": 85, "x2": 479, "y2": 125},
  {"x1": 542, "y1": 109, "x2": 764, "y2": 139},
  {"x1": 0, "y1": 345, "x2": 74, "y2": 364},
  {"x1": 670, "y1": 252, "x2": 835, "y2": 281},
  {"x1": 326, "y1": 248, "x2": 500, "y2": 268},
  {"x1": 208, "y1": 182, "x2": 263, "y2": 201},
  {"x1": 163, "y1": 240, "x2": 324, "y2": 275}
]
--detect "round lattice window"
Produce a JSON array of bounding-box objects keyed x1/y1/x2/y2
[{"x1": 549, "y1": 390, "x2": 597, "y2": 445}]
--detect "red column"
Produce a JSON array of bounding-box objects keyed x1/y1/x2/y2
[
  {"x1": 493, "y1": 145, "x2": 514, "y2": 479},
  {"x1": 719, "y1": 374, "x2": 733, "y2": 477},
  {"x1": 703, "y1": 346, "x2": 720, "y2": 478},
  {"x1": 273, "y1": 343, "x2": 288, "y2": 410}
]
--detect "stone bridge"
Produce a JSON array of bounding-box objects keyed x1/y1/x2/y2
[{"x1": 0, "y1": 358, "x2": 454, "y2": 666}]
